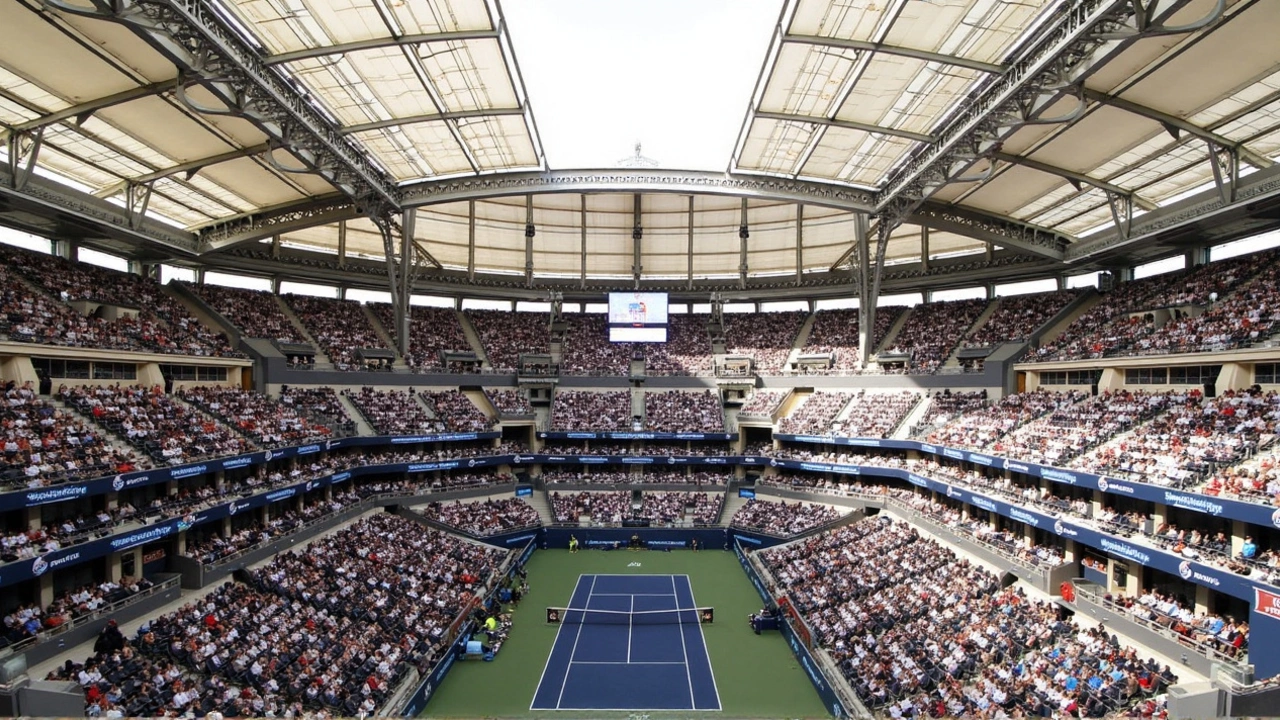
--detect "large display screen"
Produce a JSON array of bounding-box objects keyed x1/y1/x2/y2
[
  {"x1": 609, "y1": 326, "x2": 668, "y2": 343},
  {"x1": 608, "y1": 292, "x2": 668, "y2": 326}
]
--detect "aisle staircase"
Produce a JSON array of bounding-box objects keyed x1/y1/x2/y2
[
  {"x1": 942, "y1": 298, "x2": 1002, "y2": 369},
  {"x1": 360, "y1": 304, "x2": 408, "y2": 369},
  {"x1": 336, "y1": 393, "x2": 377, "y2": 436},
  {"x1": 783, "y1": 312, "x2": 820, "y2": 368},
  {"x1": 525, "y1": 490, "x2": 555, "y2": 525},
  {"x1": 718, "y1": 490, "x2": 750, "y2": 525},
  {"x1": 455, "y1": 311, "x2": 490, "y2": 368},
  {"x1": 273, "y1": 297, "x2": 331, "y2": 364}
]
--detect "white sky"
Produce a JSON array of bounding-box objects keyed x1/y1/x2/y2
[{"x1": 502, "y1": 0, "x2": 782, "y2": 171}]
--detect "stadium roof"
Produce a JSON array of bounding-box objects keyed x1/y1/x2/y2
[{"x1": 1, "y1": 0, "x2": 1279, "y2": 293}]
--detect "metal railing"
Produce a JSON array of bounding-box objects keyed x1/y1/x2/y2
[{"x1": 1071, "y1": 581, "x2": 1248, "y2": 668}]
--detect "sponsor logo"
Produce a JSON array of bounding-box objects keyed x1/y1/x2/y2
[
  {"x1": 228, "y1": 500, "x2": 249, "y2": 515},
  {"x1": 111, "y1": 526, "x2": 172, "y2": 551},
  {"x1": 645, "y1": 540, "x2": 688, "y2": 547},
  {"x1": 1010, "y1": 508, "x2": 1039, "y2": 527},
  {"x1": 504, "y1": 533, "x2": 537, "y2": 545},
  {"x1": 1256, "y1": 588, "x2": 1280, "y2": 621},
  {"x1": 946, "y1": 486, "x2": 961, "y2": 499},
  {"x1": 331, "y1": 472, "x2": 351, "y2": 484},
  {"x1": 566, "y1": 433, "x2": 597, "y2": 440},
  {"x1": 170, "y1": 464, "x2": 208, "y2": 479},
  {"x1": 297, "y1": 444, "x2": 321, "y2": 455},
  {"x1": 468, "y1": 459, "x2": 478, "y2": 468},
  {"x1": 221, "y1": 456, "x2": 253, "y2": 470},
  {"x1": 969, "y1": 453, "x2": 994, "y2": 467},
  {"x1": 668, "y1": 457, "x2": 676, "y2": 464},
  {"x1": 704, "y1": 458, "x2": 724, "y2": 464},
  {"x1": 264, "y1": 449, "x2": 274, "y2": 461},
  {"x1": 621, "y1": 457, "x2": 653, "y2": 464},
  {"x1": 744, "y1": 457, "x2": 757, "y2": 463},
  {"x1": 770, "y1": 458, "x2": 779, "y2": 467},
  {"x1": 1105, "y1": 480, "x2": 1135, "y2": 495},
  {"x1": 848, "y1": 439, "x2": 880, "y2": 448},
  {"x1": 304, "y1": 480, "x2": 315, "y2": 493},
  {"x1": 32, "y1": 555, "x2": 49, "y2": 576},
  {"x1": 1177, "y1": 561, "x2": 1220, "y2": 587},
  {"x1": 920, "y1": 443, "x2": 937, "y2": 454},
  {"x1": 800, "y1": 462, "x2": 833, "y2": 473},
  {"x1": 547, "y1": 456, "x2": 567, "y2": 462},
  {"x1": 1096, "y1": 477, "x2": 1108, "y2": 493},
  {"x1": 1005, "y1": 461, "x2": 1031, "y2": 474},
  {"x1": 971, "y1": 497, "x2": 998, "y2": 513},
  {"x1": 943, "y1": 448, "x2": 965, "y2": 460},
  {"x1": 580, "y1": 457, "x2": 606, "y2": 464},
  {"x1": 1054, "y1": 520, "x2": 1065, "y2": 535},
  {"x1": 1041, "y1": 468, "x2": 1079, "y2": 485},
  {"x1": 266, "y1": 488, "x2": 296, "y2": 502},
  {"x1": 26, "y1": 485, "x2": 89, "y2": 505},
  {"x1": 112, "y1": 475, "x2": 125, "y2": 491},
  {"x1": 1273, "y1": 508, "x2": 1280, "y2": 529},
  {"x1": 325, "y1": 439, "x2": 336, "y2": 451},
  {"x1": 1163, "y1": 492, "x2": 1223, "y2": 516},
  {"x1": 734, "y1": 534, "x2": 763, "y2": 545},
  {"x1": 907, "y1": 473, "x2": 929, "y2": 488},
  {"x1": 1099, "y1": 538, "x2": 1150, "y2": 564}
]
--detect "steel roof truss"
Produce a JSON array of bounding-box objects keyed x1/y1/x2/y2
[
  {"x1": 1206, "y1": 140, "x2": 1240, "y2": 204},
  {"x1": 6, "y1": 127, "x2": 44, "y2": 192}
]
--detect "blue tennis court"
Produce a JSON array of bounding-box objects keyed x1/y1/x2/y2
[{"x1": 530, "y1": 574, "x2": 721, "y2": 711}]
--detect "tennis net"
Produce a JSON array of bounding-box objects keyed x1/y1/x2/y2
[{"x1": 546, "y1": 606, "x2": 714, "y2": 625}]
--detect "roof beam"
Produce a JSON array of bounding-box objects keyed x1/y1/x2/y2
[
  {"x1": 94, "y1": 143, "x2": 271, "y2": 198},
  {"x1": 261, "y1": 29, "x2": 502, "y2": 66},
  {"x1": 6, "y1": 82, "x2": 172, "y2": 135},
  {"x1": 908, "y1": 203, "x2": 1070, "y2": 261},
  {"x1": 1083, "y1": 88, "x2": 1274, "y2": 169},
  {"x1": 992, "y1": 152, "x2": 1158, "y2": 211},
  {"x1": 339, "y1": 107, "x2": 525, "y2": 135},
  {"x1": 783, "y1": 34, "x2": 1004, "y2": 74},
  {"x1": 753, "y1": 111, "x2": 933, "y2": 143}
]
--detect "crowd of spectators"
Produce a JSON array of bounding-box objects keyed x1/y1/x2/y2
[
  {"x1": 466, "y1": 310, "x2": 548, "y2": 373},
  {"x1": 2, "y1": 380, "x2": 146, "y2": 489},
  {"x1": 1200, "y1": 446, "x2": 1280, "y2": 505},
  {"x1": 778, "y1": 392, "x2": 853, "y2": 435},
  {"x1": 723, "y1": 311, "x2": 806, "y2": 374},
  {"x1": 541, "y1": 470, "x2": 633, "y2": 485},
  {"x1": 550, "y1": 491, "x2": 631, "y2": 524},
  {"x1": 183, "y1": 284, "x2": 305, "y2": 345},
  {"x1": 549, "y1": 390, "x2": 633, "y2": 432},
  {"x1": 643, "y1": 315, "x2": 713, "y2": 375},
  {"x1": 982, "y1": 389, "x2": 1170, "y2": 467},
  {"x1": 913, "y1": 390, "x2": 988, "y2": 436},
  {"x1": 419, "y1": 497, "x2": 540, "y2": 536},
  {"x1": 3, "y1": 577, "x2": 153, "y2": 649},
  {"x1": 927, "y1": 389, "x2": 1086, "y2": 450},
  {"x1": 1112, "y1": 589, "x2": 1248, "y2": 658},
  {"x1": 0, "y1": 246, "x2": 240, "y2": 358},
  {"x1": 285, "y1": 295, "x2": 390, "y2": 370},
  {"x1": 729, "y1": 498, "x2": 839, "y2": 536},
  {"x1": 68, "y1": 514, "x2": 505, "y2": 718},
  {"x1": 486, "y1": 389, "x2": 533, "y2": 416},
  {"x1": 561, "y1": 314, "x2": 633, "y2": 375},
  {"x1": 344, "y1": 388, "x2": 440, "y2": 435},
  {"x1": 178, "y1": 386, "x2": 333, "y2": 447},
  {"x1": 1071, "y1": 387, "x2": 1280, "y2": 487},
  {"x1": 760, "y1": 516, "x2": 1175, "y2": 717},
  {"x1": 883, "y1": 298, "x2": 987, "y2": 373},
  {"x1": 831, "y1": 391, "x2": 918, "y2": 439},
  {"x1": 803, "y1": 308, "x2": 902, "y2": 371},
  {"x1": 1126, "y1": 257, "x2": 1280, "y2": 357},
  {"x1": 1032, "y1": 250, "x2": 1277, "y2": 362},
  {"x1": 638, "y1": 492, "x2": 721, "y2": 525},
  {"x1": 644, "y1": 390, "x2": 723, "y2": 433},
  {"x1": 60, "y1": 384, "x2": 252, "y2": 466},
  {"x1": 739, "y1": 390, "x2": 787, "y2": 417},
  {"x1": 371, "y1": 304, "x2": 470, "y2": 371},
  {"x1": 277, "y1": 387, "x2": 356, "y2": 437},
  {"x1": 421, "y1": 390, "x2": 495, "y2": 433},
  {"x1": 639, "y1": 470, "x2": 729, "y2": 486},
  {"x1": 182, "y1": 493, "x2": 361, "y2": 565},
  {"x1": 964, "y1": 290, "x2": 1079, "y2": 348}
]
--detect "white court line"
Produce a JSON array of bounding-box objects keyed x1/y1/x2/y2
[
  {"x1": 627, "y1": 594, "x2": 634, "y2": 663},
  {"x1": 529, "y1": 573, "x2": 588, "y2": 707},
  {"x1": 681, "y1": 574, "x2": 723, "y2": 711},
  {"x1": 569, "y1": 661, "x2": 687, "y2": 665},
  {"x1": 671, "y1": 575, "x2": 695, "y2": 709},
  {"x1": 555, "y1": 575, "x2": 597, "y2": 710},
  {"x1": 591, "y1": 592, "x2": 676, "y2": 596},
  {"x1": 529, "y1": 574, "x2": 587, "y2": 711}
]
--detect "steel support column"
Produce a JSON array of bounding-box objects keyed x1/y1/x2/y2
[
  {"x1": 467, "y1": 200, "x2": 477, "y2": 282},
  {"x1": 525, "y1": 196, "x2": 535, "y2": 287},
  {"x1": 920, "y1": 225, "x2": 930, "y2": 272},
  {"x1": 738, "y1": 198, "x2": 749, "y2": 290},
  {"x1": 397, "y1": 210, "x2": 415, "y2": 356},
  {"x1": 795, "y1": 204, "x2": 804, "y2": 285},
  {"x1": 632, "y1": 194, "x2": 643, "y2": 289},
  {"x1": 337, "y1": 220, "x2": 347, "y2": 267},
  {"x1": 687, "y1": 195, "x2": 695, "y2": 291},
  {"x1": 580, "y1": 195, "x2": 588, "y2": 290}
]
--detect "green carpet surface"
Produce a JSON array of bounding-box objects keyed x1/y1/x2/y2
[{"x1": 420, "y1": 548, "x2": 832, "y2": 719}]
